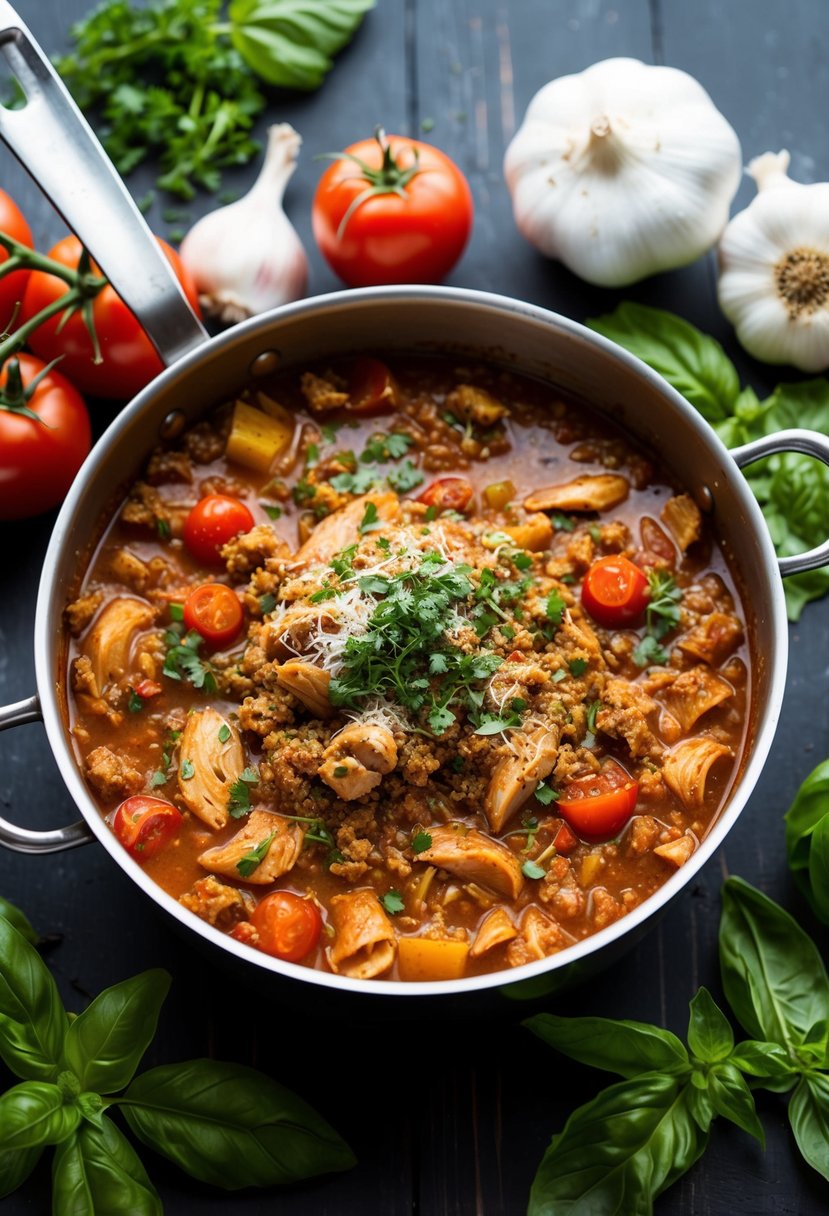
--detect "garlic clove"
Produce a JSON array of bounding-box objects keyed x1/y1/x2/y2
[
  {"x1": 718, "y1": 150, "x2": 829, "y2": 372},
  {"x1": 180, "y1": 123, "x2": 308, "y2": 324},
  {"x1": 504, "y1": 57, "x2": 742, "y2": 287}
]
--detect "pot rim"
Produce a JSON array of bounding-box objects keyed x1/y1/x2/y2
[{"x1": 33, "y1": 285, "x2": 788, "y2": 997}]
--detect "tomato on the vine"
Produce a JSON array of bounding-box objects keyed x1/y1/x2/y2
[
  {"x1": 0, "y1": 190, "x2": 33, "y2": 332},
  {"x1": 0, "y1": 353, "x2": 91, "y2": 520},
  {"x1": 251, "y1": 892, "x2": 322, "y2": 962},
  {"x1": 183, "y1": 495, "x2": 255, "y2": 566},
  {"x1": 312, "y1": 130, "x2": 474, "y2": 287},
  {"x1": 20, "y1": 235, "x2": 200, "y2": 400}
]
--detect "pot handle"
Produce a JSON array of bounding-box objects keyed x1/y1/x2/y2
[
  {"x1": 0, "y1": 1, "x2": 208, "y2": 368},
  {"x1": 0, "y1": 695, "x2": 94, "y2": 853},
  {"x1": 731, "y1": 428, "x2": 829, "y2": 577}
]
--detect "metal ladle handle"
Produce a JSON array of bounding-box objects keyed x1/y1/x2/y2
[{"x1": 0, "y1": 0, "x2": 208, "y2": 368}]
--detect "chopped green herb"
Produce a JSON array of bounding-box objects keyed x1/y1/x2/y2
[
  {"x1": 387, "y1": 459, "x2": 424, "y2": 493},
  {"x1": 292, "y1": 479, "x2": 316, "y2": 506},
  {"x1": 449, "y1": 756, "x2": 465, "y2": 773},
  {"x1": 633, "y1": 634, "x2": 669, "y2": 667},
  {"x1": 522, "y1": 859, "x2": 546, "y2": 880},
  {"x1": 361, "y1": 432, "x2": 412, "y2": 463},
  {"x1": 546, "y1": 591, "x2": 566, "y2": 625},
  {"x1": 359, "y1": 501, "x2": 381, "y2": 534},
  {"x1": 127, "y1": 688, "x2": 144, "y2": 713},
  {"x1": 513, "y1": 551, "x2": 533, "y2": 571},
  {"x1": 586, "y1": 700, "x2": 602, "y2": 733},
  {"x1": 330, "y1": 467, "x2": 379, "y2": 495},
  {"x1": 236, "y1": 832, "x2": 275, "y2": 879},
  {"x1": 163, "y1": 627, "x2": 217, "y2": 693},
  {"x1": 551, "y1": 512, "x2": 575, "y2": 532},
  {"x1": 180, "y1": 759, "x2": 195, "y2": 780},
  {"x1": 305, "y1": 442, "x2": 320, "y2": 468},
  {"x1": 333, "y1": 764, "x2": 349, "y2": 778},
  {"x1": 169, "y1": 602, "x2": 184, "y2": 622},
  {"x1": 260, "y1": 503, "x2": 282, "y2": 520},
  {"x1": 155, "y1": 517, "x2": 171, "y2": 540},
  {"x1": 149, "y1": 770, "x2": 167, "y2": 788},
  {"x1": 259, "y1": 592, "x2": 277, "y2": 615},
  {"x1": 321, "y1": 422, "x2": 339, "y2": 443},
  {"x1": 646, "y1": 569, "x2": 683, "y2": 640},
  {"x1": 240, "y1": 766, "x2": 259, "y2": 783},
  {"x1": 569, "y1": 658, "x2": 589, "y2": 677},
  {"x1": 412, "y1": 830, "x2": 433, "y2": 855},
  {"x1": 535, "y1": 782, "x2": 558, "y2": 806},
  {"x1": 588, "y1": 524, "x2": 602, "y2": 543},
  {"x1": 552, "y1": 668, "x2": 567, "y2": 683},
  {"x1": 474, "y1": 710, "x2": 523, "y2": 735},
  {"x1": 218, "y1": 724, "x2": 231, "y2": 744},
  {"x1": 381, "y1": 890, "x2": 405, "y2": 915},
  {"x1": 377, "y1": 536, "x2": 391, "y2": 553},
  {"x1": 424, "y1": 505, "x2": 438, "y2": 522},
  {"x1": 228, "y1": 767, "x2": 259, "y2": 817}
]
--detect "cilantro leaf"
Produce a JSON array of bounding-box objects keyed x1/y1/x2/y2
[
  {"x1": 535, "y1": 782, "x2": 558, "y2": 806},
  {"x1": 380, "y1": 890, "x2": 405, "y2": 915},
  {"x1": 163, "y1": 629, "x2": 218, "y2": 693},
  {"x1": 546, "y1": 591, "x2": 566, "y2": 625},
  {"x1": 387, "y1": 459, "x2": 424, "y2": 493},
  {"x1": 180, "y1": 759, "x2": 195, "y2": 780},
  {"x1": 359, "y1": 502, "x2": 380, "y2": 534},
  {"x1": 259, "y1": 593, "x2": 277, "y2": 615},
  {"x1": 236, "y1": 832, "x2": 275, "y2": 879},
  {"x1": 127, "y1": 688, "x2": 144, "y2": 713},
  {"x1": 522, "y1": 860, "x2": 546, "y2": 880},
  {"x1": 260, "y1": 502, "x2": 282, "y2": 520},
  {"x1": 412, "y1": 830, "x2": 433, "y2": 854},
  {"x1": 569, "y1": 658, "x2": 589, "y2": 677}
]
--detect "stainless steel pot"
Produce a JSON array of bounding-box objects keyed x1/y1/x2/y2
[{"x1": 1, "y1": 3, "x2": 828, "y2": 999}]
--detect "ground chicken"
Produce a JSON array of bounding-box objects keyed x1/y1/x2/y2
[
  {"x1": 85, "y1": 746, "x2": 143, "y2": 801},
  {"x1": 179, "y1": 876, "x2": 255, "y2": 928},
  {"x1": 222, "y1": 525, "x2": 291, "y2": 580},
  {"x1": 65, "y1": 590, "x2": 104, "y2": 637}
]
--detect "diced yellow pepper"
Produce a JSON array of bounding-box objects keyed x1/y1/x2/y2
[
  {"x1": 484, "y1": 479, "x2": 516, "y2": 511},
  {"x1": 225, "y1": 400, "x2": 294, "y2": 473},
  {"x1": 397, "y1": 936, "x2": 469, "y2": 982},
  {"x1": 502, "y1": 512, "x2": 553, "y2": 551},
  {"x1": 579, "y1": 853, "x2": 604, "y2": 887}
]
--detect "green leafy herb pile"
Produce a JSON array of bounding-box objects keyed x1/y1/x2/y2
[
  {"x1": 55, "y1": 0, "x2": 375, "y2": 198},
  {"x1": 526, "y1": 877, "x2": 829, "y2": 1214},
  {"x1": 590, "y1": 302, "x2": 829, "y2": 621},
  {"x1": 0, "y1": 897, "x2": 354, "y2": 1209}
]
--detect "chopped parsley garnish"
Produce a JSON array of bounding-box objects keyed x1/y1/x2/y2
[
  {"x1": 387, "y1": 459, "x2": 424, "y2": 493},
  {"x1": 412, "y1": 830, "x2": 433, "y2": 854},
  {"x1": 305, "y1": 442, "x2": 319, "y2": 468},
  {"x1": 522, "y1": 859, "x2": 546, "y2": 880},
  {"x1": 309, "y1": 583, "x2": 338, "y2": 603},
  {"x1": 633, "y1": 634, "x2": 669, "y2": 667},
  {"x1": 588, "y1": 524, "x2": 602, "y2": 543},
  {"x1": 228, "y1": 767, "x2": 259, "y2": 818},
  {"x1": 513, "y1": 551, "x2": 533, "y2": 571},
  {"x1": 180, "y1": 759, "x2": 195, "y2": 780},
  {"x1": 424, "y1": 505, "x2": 438, "y2": 522},
  {"x1": 381, "y1": 890, "x2": 405, "y2": 916},
  {"x1": 236, "y1": 832, "x2": 275, "y2": 879},
  {"x1": 155, "y1": 517, "x2": 171, "y2": 540},
  {"x1": 358, "y1": 502, "x2": 381, "y2": 534},
  {"x1": 292, "y1": 479, "x2": 316, "y2": 506},
  {"x1": 546, "y1": 591, "x2": 566, "y2": 625},
  {"x1": 149, "y1": 769, "x2": 167, "y2": 789},
  {"x1": 330, "y1": 468, "x2": 379, "y2": 495},
  {"x1": 569, "y1": 658, "x2": 589, "y2": 677},
  {"x1": 551, "y1": 512, "x2": 575, "y2": 532},
  {"x1": 218, "y1": 724, "x2": 231, "y2": 743},
  {"x1": 535, "y1": 781, "x2": 558, "y2": 806},
  {"x1": 632, "y1": 570, "x2": 682, "y2": 666},
  {"x1": 169, "y1": 602, "x2": 184, "y2": 622},
  {"x1": 321, "y1": 423, "x2": 340, "y2": 443},
  {"x1": 586, "y1": 700, "x2": 602, "y2": 733},
  {"x1": 127, "y1": 688, "x2": 144, "y2": 713},
  {"x1": 259, "y1": 592, "x2": 277, "y2": 615},
  {"x1": 162, "y1": 627, "x2": 217, "y2": 693},
  {"x1": 361, "y1": 432, "x2": 412, "y2": 463},
  {"x1": 260, "y1": 503, "x2": 282, "y2": 520},
  {"x1": 474, "y1": 706, "x2": 524, "y2": 735},
  {"x1": 333, "y1": 764, "x2": 349, "y2": 778}
]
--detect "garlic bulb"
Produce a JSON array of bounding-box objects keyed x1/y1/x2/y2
[
  {"x1": 718, "y1": 151, "x2": 829, "y2": 372},
  {"x1": 503, "y1": 58, "x2": 742, "y2": 287},
  {"x1": 180, "y1": 123, "x2": 308, "y2": 323}
]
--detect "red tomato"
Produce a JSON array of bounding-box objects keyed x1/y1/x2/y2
[
  {"x1": 348, "y1": 357, "x2": 397, "y2": 415},
  {"x1": 417, "y1": 476, "x2": 474, "y2": 513},
  {"x1": 0, "y1": 353, "x2": 91, "y2": 520},
  {"x1": 552, "y1": 822, "x2": 579, "y2": 854},
  {"x1": 558, "y1": 762, "x2": 639, "y2": 842},
  {"x1": 581, "y1": 555, "x2": 650, "y2": 628},
  {"x1": 112, "y1": 796, "x2": 183, "y2": 860},
  {"x1": 183, "y1": 495, "x2": 254, "y2": 566},
  {"x1": 133, "y1": 679, "x2": 162, "y2": 700},
  {"x1": 312, "y1": 132, "x2": 473, "y2": 286},
  {"x1": 21, "y1": 235, "x2": 200, "y2": 399},
  {"x1": 251, "y1": 892, "x2": 322, "y2": 963},
  {"x1": 183, "y1": 582, "x2": 244, "y2": 647},
  {"x1": 0, "y1": 190, "x2": 33, "y2": 332}
]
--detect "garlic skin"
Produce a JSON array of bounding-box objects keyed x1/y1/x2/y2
[
  {"x1": 180, "y1": 123, "x2": 308, "y2": 323},
  {"x1": 503, "y1": 58, "x2": 742, "y2": 288},
  {"x1": 718, "y1": 151, "x2": 829, "y2": 372}
]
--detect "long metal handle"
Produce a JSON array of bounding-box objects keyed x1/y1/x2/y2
[
  {"x1": 0, "y1": 1, "x2": 208, "y2": 368},
  {"x1": 732, "y1": 428, "x2": 829, "y2": 577},
  {"x1": 0, "y1": 695, "x2": 93, "y2": 853}
]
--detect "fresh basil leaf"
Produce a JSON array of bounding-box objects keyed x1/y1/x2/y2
[
  {"x1": 0, "y1": 897, "x2": 37, "y2": 944},
  {"x1": 587, "y1": 302, "x2": 740, "y2": 423},
  {"x1": 62, "y1": 970, "x2": 170, "y2": 1095},
  {"x1": 686, "y1": 987, "x2": 734, "y2": 1063},
  {"x1": 52, "y1": 1116, "x2": 162, "y2": 1216},
  {"x1": 0, "y1": 1144, "x2": 42, "y2": 1199},
  {"x1": 785, "y1": 759, "x2": 829, "y2": 895},
  {"x1": 528, "y1": 1073, "x2": 707, "y2": 1216},
  {"x1": 719, "y1": 877, "x2": 829, "y2": 1050},
  {"x1": 707, "y1": 1061, "x2": 764, "y2": 1145},
  {"x1": 808, "y1": 812, "x2": 829, "y2": 924},
  {"x1": 0, "y1": 1080, "x2": 80, "y2": 1149},
  {"x1": 789, "y1": 1073, "x2": 829, "y2": 1181},
  {"x1": 729, "y1": 1040, "x2": 797, "y2": 1093},
  {"x1": 526, "y1": 1013, "x2": 689, "y2": 1079},
  {"x1": 121, "y1": 1059, "x2": 355, "y2": 1188},
  {"x1": 685, "y1": 1081, "x2": 714, "y2": 1133},
  {"x1": 0, "y1": 916, "x2": 68, "y2": 1081},
  {"x1": 229, "y1": 0, "x2": 375, "y2": 90}
]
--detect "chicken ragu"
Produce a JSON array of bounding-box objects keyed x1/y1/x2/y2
[{"x1": 65, "y1": 355, "x2": 750, "y2": 982}]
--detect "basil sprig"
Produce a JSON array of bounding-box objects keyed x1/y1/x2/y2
[
  {"x1": 527, "y1": 877, "x2": 829, "y2": 1214},
  {"x1": 785, "y1": 758, "x2": 829, "y2": 924},
  {"x1": 0, "y1": 900, "x2": 355, "y2": 1208}
]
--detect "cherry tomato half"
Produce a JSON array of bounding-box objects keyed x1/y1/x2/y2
[
  {"x1": 113, "y1": 796, "x2": 183, "y2": 861},
  {"x1": 312, "y1": 132, "x2": 473, "y2": 287},
  {"x1": 251, "y1": 892, "x2": 323, "y2": 963},
  {"x1": 417, "y1": 476, "x2": 474, "y2": 513},
  {"x1": 0, "y1": 189, "x2": 33, "y2": 332},
  {"x1": 184, "y1": 582, "x2": 244, "y2": 647},
  {"x1": 348, "y1": 357, "x2": 397, "y2": 415},
  {"x1": 581, "y1": 555, "x2": 650, "y2": 628},
  {"x1": 183, "y1": 495, "x2": 254, "y2": 566},
  {"x1": 21, "y1": 235, "x2": 200, "y2": 399},
  {"x1": 0, "y1": 353, "x2": 91, "y2": 520},
  {"x1": 558, "y1": 762, "x2": 639, "y2": 842}
]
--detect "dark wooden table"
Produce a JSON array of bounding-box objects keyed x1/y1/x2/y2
[{"x1": 2, "y1": 1, "x2": 829, "y2": 1211}]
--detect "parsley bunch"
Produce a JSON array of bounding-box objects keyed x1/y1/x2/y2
[
  {"x1": 327, "y1": 553, "x2": 504, "y2": 735},
  {"x1": 55, "y1": 0, "x2": 375, "y2": 199}
]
